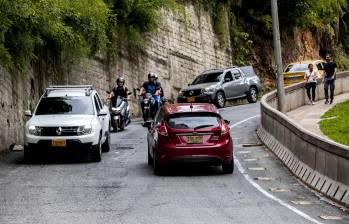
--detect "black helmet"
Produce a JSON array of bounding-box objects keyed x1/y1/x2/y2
[
  {"x1": 148, "y1": 72, "x2": 156, "y2": 79},
  {"x1": 116, "y1": 76, "x2": 125, "y2": 84}
]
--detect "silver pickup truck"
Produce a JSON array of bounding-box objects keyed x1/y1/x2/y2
[{"x1": 177, "y1": 66, "x2": 262, "y2": 108}]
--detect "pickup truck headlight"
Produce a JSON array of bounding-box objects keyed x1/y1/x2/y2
[
  {"x1": 77, "y1": 125, "x2": 93, "y2": 135},
  {"x1": 28, "y1": 126, "x2": 43, "y2": 136},
  {"x1": 202, "y1": 87, "x2": 214, "y2": 93}
]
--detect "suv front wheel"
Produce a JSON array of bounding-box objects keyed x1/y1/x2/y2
[
  {"x1": 215, "y1": 92, "x2": 226, "y2": 108},
  {"x1": 91, "y1": 135, "x2": 102, "y2": 162}
]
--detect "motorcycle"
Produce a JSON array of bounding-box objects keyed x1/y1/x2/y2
[
  {"x1": 107, "y1": 91, "x2": 132, "y2": 132},
  {"x1": 141, "y1": 93, "x2": 154, "y2": 123}
]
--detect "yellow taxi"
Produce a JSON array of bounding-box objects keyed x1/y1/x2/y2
[{"x1": 283, "y1": 60, "x2": 325, "y2": 86}]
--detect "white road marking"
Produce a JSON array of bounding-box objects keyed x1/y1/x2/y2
[
  {"x1": 229, "y1": 115, "x2": 261, "y2": 128},
  {"x1": 232, "y1": 115, "x2": 324, "y2": 224}
]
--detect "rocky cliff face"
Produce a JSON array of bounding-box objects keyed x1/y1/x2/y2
[{"x1": 0, "y1": 3, "x2": 233, "y2": 152}]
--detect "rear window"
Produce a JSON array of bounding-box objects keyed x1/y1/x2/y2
[
  {"x1": 35, "y1": 96, "x2": 94, "y2": 115},
  {"x1": 167, "y1": 113, "x2": 220, "y2": 129}
]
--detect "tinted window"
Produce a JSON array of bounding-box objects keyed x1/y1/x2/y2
[
  {"x1": 192, "y1": 72, "x2": 223, "y2": 84},
  {"x1": 224, "y1": 72, "x2": 233, "y2": 82},
  {"x1": 167, "y1": 113, "x2": 220, "y2": 129},
  {"x1": 36, "y1": 97, "x2": 94, "y2": 115}
]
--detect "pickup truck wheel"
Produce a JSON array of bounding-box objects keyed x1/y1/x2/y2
[
  {"x1": 247, "y1": 87, "x2": 258, "y2": 103},
  {"x1": 91, "y1": 136, "x2": 102, "y2": 162},
  {"x1": 216, "y1": 92, "x2": 226, "y2": 108}
]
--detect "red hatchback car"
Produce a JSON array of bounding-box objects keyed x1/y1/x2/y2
[{"x1": 147, "y1": 103, "x2": 234, "y2": 175}]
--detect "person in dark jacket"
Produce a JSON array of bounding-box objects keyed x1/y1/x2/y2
[{"x1": 323, "y1": 54, "x2": 337, "y2": 104}]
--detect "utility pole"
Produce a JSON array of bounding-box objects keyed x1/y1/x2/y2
[{"x1": 271, "y1": 0, "x2": 286, "y2": 113}]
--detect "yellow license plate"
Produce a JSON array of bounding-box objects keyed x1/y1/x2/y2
[
  {"x1": 52, "y1": 140, "x2": 66, "y2": 147},
  {"x1": 187, "y1": 136, "x2": 203, "y2": 144},
  {"x1": 187, "y1": 97, "x2": 195, "y2": 103}
]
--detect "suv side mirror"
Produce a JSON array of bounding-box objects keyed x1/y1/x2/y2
[
  {"x1": 98, "y1": 108, "x2": 108, "y2": 117},
  {"x1": 224, "y1": 78, "x2": 231, "y2": 83},
  {"x1": 224, "y1": 119, "x2": 230, "y2": 125},
  {"x1": 25, "y1": 110, "x2": 32, "y2": 117}
]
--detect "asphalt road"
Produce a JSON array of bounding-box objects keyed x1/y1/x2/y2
[{"x1": 0, "y1": 102, "x2": 348, "y2": 224}]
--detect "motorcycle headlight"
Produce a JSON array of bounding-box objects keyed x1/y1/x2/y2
[
  {"x1": 77, "y1": 125, "x2": 93, "y2": 135},
  {"x1": 28, "y1": 126, "x2": 42, "y2": 136},
  {"x1": 112, "y1": 107, "x2": 121, "y2": 113}
]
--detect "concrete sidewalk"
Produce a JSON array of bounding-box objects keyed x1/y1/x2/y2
[{"x1": 287, "y1": 92, "x2": 349, "y2": 139}]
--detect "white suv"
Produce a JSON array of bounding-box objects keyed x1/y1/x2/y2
[{"x1": 24, "y1": 85, "x2": 111, "y2": 162}]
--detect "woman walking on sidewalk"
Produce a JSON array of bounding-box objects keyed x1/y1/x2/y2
[{"x1": 304, "y1": 64, "x2": 318, "y2": 105}]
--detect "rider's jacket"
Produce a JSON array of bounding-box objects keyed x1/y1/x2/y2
[{"x1": 142, "y1": 81, "x2": 161, "y2": 95}]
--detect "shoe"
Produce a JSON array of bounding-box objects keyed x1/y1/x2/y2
[
  {"x1": 308, "y1": 101, "x2": 312, "y2": 105},
  {"x1": 325, "y1": 100, "x2": 329, "y2": 104},
  {"x1": 330, "y1": 100, "x2": 333, "y2": 104},
  {"x1": 312, "y1": 101, "x2": 315, "y2": 105}
]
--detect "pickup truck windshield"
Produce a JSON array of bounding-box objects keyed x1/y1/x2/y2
[
  {"x1": 35, "y1": 96, "x2": 94, "y2": 115},
  {"x1": 192, "y1": 72, "x2": 223, "y2": 84}
]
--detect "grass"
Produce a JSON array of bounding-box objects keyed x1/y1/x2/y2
[{"x1": 319, "y1": 100, "x2": 349, "y2": 146}]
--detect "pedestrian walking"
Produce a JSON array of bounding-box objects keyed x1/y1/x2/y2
[
  {"x1": 304, "y1": 64, "x2": 318, "y2": 105},
  {"x1": 323, "y1": 54, "x2": 337, "y2": 104}
]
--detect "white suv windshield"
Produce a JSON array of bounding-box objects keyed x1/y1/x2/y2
[
  {"x1": 192, "y1": 72, "x2": 223, "y2": 84},
  {"x1": 35, "y1": 96, "x2": 94, "y2": 115}
]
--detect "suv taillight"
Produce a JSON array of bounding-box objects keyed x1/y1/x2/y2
[{"x1": 158, "y1": 124, "x2": 168, "y2": 137}]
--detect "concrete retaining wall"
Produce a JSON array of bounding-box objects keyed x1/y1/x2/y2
[{"x1": 258, "y1": 72, "x2": 349, "y2": 207}]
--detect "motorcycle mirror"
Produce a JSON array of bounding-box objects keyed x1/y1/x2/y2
[
  {"x1": 136, "y1": 88, "x2": 140, "y2": 91},
  {"x1": 127, "y1": 92, "x2": 132, "y2": 95},
  {"x1": 106, "y1": 90, "x2": 111, "y2": 94}
]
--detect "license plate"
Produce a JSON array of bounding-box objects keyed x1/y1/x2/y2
[
  {"x1": 187, "y1": 97, "x2": 195, "y2": 103},
  {"x1": 52, "y1": 140, "x2": 66, "y2": 147},
  {"x1": 187, "y1": 136, "x2": 203, "y2": 144}
]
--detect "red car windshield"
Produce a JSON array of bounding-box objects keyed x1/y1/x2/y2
[{"x1": 167, "y1": 113, "x2": 220, "y2": 130}]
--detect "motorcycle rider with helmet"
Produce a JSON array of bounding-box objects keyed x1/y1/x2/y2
[
  {"x1": 139, "y1": 72, "x2": 162, "y2": 120},
  {"x1": 108, "y1": 76, "x2": 131, "y2": 124}
]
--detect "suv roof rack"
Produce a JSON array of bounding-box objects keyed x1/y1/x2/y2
[
  {"x1": 47, "y1": 85, "x2": 93, "y2": 90},
  {"x1": 44, "y1": 85, "x2": 93, "y2": 97}
]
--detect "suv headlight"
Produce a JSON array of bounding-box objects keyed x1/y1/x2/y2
[
  {"x1": 28, "y1": 126, "x2": 43, "y2": 136},
  {"x1": 77, "y1": 125, "x2": 93, "y2": 135},
  {"x1": 178, "y1": 91, "x2": 184, "y2": 97}
]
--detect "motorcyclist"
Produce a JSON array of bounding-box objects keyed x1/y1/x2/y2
[
  {"x1": 139, "y1": 73, "x2": 161, "y2": 119},
  {"x1": 109, "y1": 76, "x2": 130, "y2": 117}
]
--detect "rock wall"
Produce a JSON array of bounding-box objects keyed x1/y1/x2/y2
[{"x1": 0, "y1": 3, "x2": 233, "y2": 152}]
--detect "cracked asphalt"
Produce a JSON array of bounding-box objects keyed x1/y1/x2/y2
[{"x1": 0, "y1": 102, "x2": 348, "y2": 224}]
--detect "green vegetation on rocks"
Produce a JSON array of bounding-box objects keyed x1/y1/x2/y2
[
  {"x1": 1, "y1": 0, "x2": 349, "y2": 72},
  {"x1": 320, "y1": 100, "x2": 349, "y2": 146}
]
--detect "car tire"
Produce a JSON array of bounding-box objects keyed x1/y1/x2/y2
[
  {"x1": 222, "y1": 159, "x2": 234, "y2": 174},
  {"x1": 24, "y1": 146, "x2": 34, "y2": 163},
  {"x1": 247, "y1": 87, "x2": 258, "y2": 103},
  {"x1": 153, "y1": 152, "x2": 163, "y2": 175},
  {"x1": 102, "y1": 128, "x2": 111, "y2": 153},
  {"x1": 91, "y1": 135, "x2": 102, "y2": 162},
  {"x1": 215, "y1": 92, "x2": 226, "y2": 108}
]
